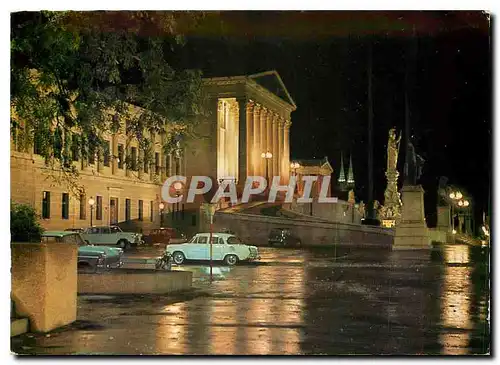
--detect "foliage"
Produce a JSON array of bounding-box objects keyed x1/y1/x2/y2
[
  {"x1": 11, "y1": 11, "x2": 206, "y2": 195},
  {"x1": 10, "y1": 203, "x2": 44, "y2": 242}
]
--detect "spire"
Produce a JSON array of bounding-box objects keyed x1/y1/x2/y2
[
  {"x1": 338, "y1": 151, "x2": 346, "y2": 184},
  {"x1": 347, "y1": 153, "x2": 355, "y2": 186}
]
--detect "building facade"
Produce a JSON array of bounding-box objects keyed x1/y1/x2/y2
[{"x1": 10, "y1": 70, "x2": 296, "y2": 233}]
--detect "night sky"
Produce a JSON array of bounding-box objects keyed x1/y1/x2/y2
[{"x1": 173, "y1": 11, "x2": 491, "y2": 226}]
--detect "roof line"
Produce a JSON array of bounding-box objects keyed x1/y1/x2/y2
[{"x1": 248, "y1": 70, "x2": 297, "y2": 109}]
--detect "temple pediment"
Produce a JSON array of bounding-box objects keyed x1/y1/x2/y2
[{"x1": 248, "y1": 70, "x2": 297, "y2": 109}]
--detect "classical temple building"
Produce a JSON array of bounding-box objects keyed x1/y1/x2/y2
[{"x1": 10, "y1": 70, "x2": 295, "y2": 233}]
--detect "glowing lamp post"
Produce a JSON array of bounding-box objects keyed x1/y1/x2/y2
[
  {"x1": 88, "y1": 197, "x2": 95, "y2": 227},
  {"x1": 159, "y1": 202, "x2": 165, "y2": 228},
  {"x1": 261, "y1": 151, "x2": 273, "y2": 186},
  {"x1": 448, "y1": 191, "x2": 462, "y2": 235},
  {"x1": 290, "y1": 162, "x2": 301, "y2": 195},
  {"x1": 173, "y1": 182, "x2": 183, "y2": 221}
]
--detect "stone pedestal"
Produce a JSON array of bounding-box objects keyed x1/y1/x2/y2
[
  {"x1": 393, "y1": 185, "x2": 431, "y2": 250},
  {"x1": 11, "y1": 243, "x2": 78, "y2": 333},
  {"x1": 437, "y1": 205, "x2": 451, "y2": 232}
]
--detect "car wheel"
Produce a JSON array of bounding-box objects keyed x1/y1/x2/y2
[
  {"x1": 117, "y1": 239, "x2": 128, "y2": 249},
  {"x1": 224, "y1": 254, "x2": 238, "y2": 266},
  {"x1": 172, "y1": 251, "x2": 185, "y2": 265}
]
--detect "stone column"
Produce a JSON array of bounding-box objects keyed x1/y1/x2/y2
[
  {"x1": 260, "y1": 107, "x2": 268, "y2": 177},
  {"x1": 278, "y1": 119, "x2": 284, "y2": 183},
  {"x1": 283, "y1": 120, "x2": 291, "y2": 184},
  {"x1": 271, "y1": 113, "x2": 278, "y2": 182},
  {"x1": 230, "y1": 100, "x2": 239, "y2": 179},
  {"x1": 266, "y1": 110, "x2": 273, "y2": 179},
  {"x1": 253, "y1": 104, "x2": 262, "y2": 177},
  {"x1": 237, "y1": 98, "x2": 248, "y2": 187},
  {"x1": 246, "y1": 100, "x2": 255, "y2": 176}
]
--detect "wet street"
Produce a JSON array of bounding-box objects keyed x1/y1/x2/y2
[{"x1": 12, "y1": 244, "x2": 490, "y2": 355}]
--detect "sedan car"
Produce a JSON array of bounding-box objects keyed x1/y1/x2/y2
[
  {"x1": 41, "y1": 231, "x2": 124, "y2": 270},
  {"x1": 268, "y1": 228, "x2": 302, "y2": 247},
  {"x1": 143, "y1": 228, "x2": 171, "y2": 246},
  {"x1": 166, "y1": 233, "x2": 259, "y2": 266},
  {"x1": 80, "y1": 226, "x2": 143, "y2": 249}
]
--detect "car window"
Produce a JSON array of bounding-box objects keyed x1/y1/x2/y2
[
  {"x1": 41, "y1": 236, "x2": 62, "y2": 243},
  {"x1": 227, "y1": 236, "x2": 243, "y2": 245},
  {"x1": 89, "y1": 227, "x2": 99, "y2": 234},
  {"x1": 188, "y1": 236, "x2": 198, "y2": 243},
  {"x1": 62, "y1": 234, "x2": 75, "y2": 244},
  {"x1": 100, "y1": 227, "x2": 111, "y2": 234},
  {"x1": 198, "y1": 236, "x2": 208, "y2": 244},
  {"x1": 210, "y1": 236, "x2": 219, "y2": 244},
  {"x1": 218, "y1": 237, "x2": 224, "y2": 245},
  {"x1": 74, "y1": 234, "x2": 86, "y2": 246},
  {"x1": 110, "y1": 226, "x2": 121, "y2": 233}
]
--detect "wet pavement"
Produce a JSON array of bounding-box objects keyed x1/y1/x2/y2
[{"x1": 11, "y1": 244, "x2": 490, "y2": 355}]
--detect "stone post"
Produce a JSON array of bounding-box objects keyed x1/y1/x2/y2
[
  {"x1": 283, "y1": 120, "x2": 291, "y2": 185},
  {"x1": 278, "y1": 119, "x2": 284, "y2": 183},
  {"x1": 246, "y1": 100, "x2": 255, "y2": 176},
  {"x1": 272, "y1": 113, "x2": 278, "y2": 182},
  {"x1": 260, "y1": 107, "x2": 268, "y2": 177},
  {"x1": 266, "y1": 110, "x2": 273, "y2": 178}
]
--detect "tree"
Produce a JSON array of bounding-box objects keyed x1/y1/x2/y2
[
  {"x1": 11, "y1": 11, "x2": 206, "y2": 196},
  {"x1": 10, "y1": 203, "x2": 44, "y2": 242}
]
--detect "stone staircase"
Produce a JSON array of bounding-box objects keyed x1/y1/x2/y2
[{"x1": 11, "y1": 298, "x2": 29, "y2": 337}]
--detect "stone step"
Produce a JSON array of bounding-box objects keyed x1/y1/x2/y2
[{"x1": 11, "y1": 317, "x2": 29, "y2": 337}]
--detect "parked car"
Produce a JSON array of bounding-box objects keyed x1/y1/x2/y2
[
  {"x1": 167, "y1": 228, "x2": 187, "y2": 244},
  {"x1": 166, "y1": 233, "x2": 260, "y2": 266},
  {"x1": 268, "y1": 228, "x2": 302, "y2": 247},
  {"x1": 80, "y1": 226, "x2": 143, "y2": 249},
  {"x1": 64, "y1": 228, "x2": 85, "y2": 233},
  {"x1": 143, "y1": 228, "x2": 171, "y2": 246},
  {"x1": 41, "y1": 231, "x2": 124, "y2": 270}
]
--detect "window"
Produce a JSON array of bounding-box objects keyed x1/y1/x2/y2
[
  {"x1": 175, "y1": 157, "x2": 181, "y2": 175},
  {"x1": 118, "y1": 144, "x2": 124, "y2": 169},
  {"x1": 34, "y1": 133, "x2": 43, "y2": 155},
  {"x1": 144, "y1": 155, "x2": 149, "y2": 173},
  {"x1": 227, "y1": 236, "x2": 243, "y2": 245},
  {"x1": 138, "y1": 200, "x2": 143, "y2": 221},
  {"x1": 62, "y1": 193, "x2": 69, "y2": 219},
  {"x1": 150, "y1": 200, "x2": 153, "y2": 222},
  {"x1": 103, "y1": 141, "x2": 110, "y2": 167},
  {"x1": 125, "y1": 199, "x2": 131, "y2": 221},
  {"x1": 198, "y1": 236, "x2": 208, "y2": 244},
  {"x1": 79, "y1": 194, "x2": 86, "y2": 220},
  {"x1": 100, "y1": 227, "x2": 110, "y2": 234},
  {"x1": 130, "y1": 147, "x2": 137, "y2": 170},
  {"x1": 155, "y1": 152, "x2": 160, "y2": 174},
  {"x1": 42, "y1": 191, "x2": 50, "y2": 219},
  {"x1": 165, "y1": 154, "x2": 171, "y2": 176},
  {"x1": 96, "y1": 196, "x2": 103, "y2": 220},
  {"x1": 111, "y1": 226, "x2": 121, "y2": 233},
  {"x1": 72, "y1": 135, "x2": 79, "y2": 161}
]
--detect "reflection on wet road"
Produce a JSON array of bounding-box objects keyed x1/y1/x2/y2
[{"x1": 12, "y1": 245, "x2": 490, "y2": 355}]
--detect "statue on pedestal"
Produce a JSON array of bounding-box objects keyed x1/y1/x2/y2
[
  {"x1": 380, "y1": 128, "x2": 403, "y2": 221},
  {"x1": 405, "y1": 140, "x2": 425, "y2": 185}
]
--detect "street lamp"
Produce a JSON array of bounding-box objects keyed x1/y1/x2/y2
[
  {"x1": 159, "y1": 202, "x2": 165, "y2": 228},
  {"x1": 261, "y1": 151, "x2": 273, "y2": 186},
  {"x1": 88, "y1": 197, "x2": 95, "y2": 227},
  {"x1": 448, "y1": 190, "x2": 462, "y2": 234},
  {"x1": 173, "y1": 181, "x2": 183, "y2": 221},
  {"x1": 290, "y1": 162, "x2": 301, "y2": 195}
]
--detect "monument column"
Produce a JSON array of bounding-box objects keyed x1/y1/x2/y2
[
  {"x1": 237, "y1": 98, "x2": 248, "y2": 188},
  {"x1": 253, "y1": 104, "x2": 262, "y2": 177},
  {"x1": 283, "y1": 120, "x2": 291, "y2": 184},
  {"x1": 246, "y1": 100, "x2": 255, "y2": 176},
  {"x1": 278, "y1": 119, "x2": 284, "y2": 183}
]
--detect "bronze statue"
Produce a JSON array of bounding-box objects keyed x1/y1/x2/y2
[{"x1": 387, "y1": 127, "x2": 402, "y2": 172}]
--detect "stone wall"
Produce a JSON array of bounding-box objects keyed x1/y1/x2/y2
[
  {"x1": 285, "y1": 200, "x2": 363, "y2": 224},
  {"x1": 11, "y1": 243, "x2": 78, "y2": 333},
  {"x1": 213, "y1": 211, "x2": 393, "y2": 247}
]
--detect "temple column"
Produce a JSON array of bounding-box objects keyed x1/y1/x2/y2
[
  {"x1": 230, "y1": 100, "x2": 239, "y2": 179},
  {"x1": 260, "y1": 107, "x2": 268, "y2": 178},
  {"x1": 271, "y1": 113, "x2": 278, "y2": 181},
  {"x1": 237, "y1": 98, "x2": 247, "y2": 187},
  {"x1": 253, "y1": 104, "x2": 262, "y2": 177},
  {"x1": 278, "y1": 119, "x2": 284, "y2": 183},
  {"x1": 246, "y1": 101, "x2": 255, "y2": 176},
  {"x1": 283, "y1": 120, "x2": 291, "y2": 185},
  {"x1": 266, "y1": 110, "x2": 273, "y2": 179}
]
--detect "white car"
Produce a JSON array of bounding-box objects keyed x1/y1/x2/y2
[
  {"x1": 81, "y1": 226, "x2": 143, "y2": 249},
  {"x1": 166, "y1": 233, "x2": 260, "y2": 266}
]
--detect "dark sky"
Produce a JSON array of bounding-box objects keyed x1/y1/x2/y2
[{"x1": 175, "y1": 11, "x2": 491, "y2": 226}]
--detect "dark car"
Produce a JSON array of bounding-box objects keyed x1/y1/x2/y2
[
  {"x1": 268, "y1": 228, "x2": 302, "y2": 247},
  {"x1": 143, "y1": 228, "x2": 172, "y2": 246}
]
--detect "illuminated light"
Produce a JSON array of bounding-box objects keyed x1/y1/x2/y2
[
  {"x1": 159, "y1": 202, "x2": 165, "y2": 210},
  {"x1": 173, "y1": 181, "x2": 183, "y2": 191},
  {"x1": 88, "y1": 197, "x2": 95, "y2": 206},
  {"x1": 449, "y1": 192, "x2": 456, "y2": 199},
  {"x1": 463, "y1": 200, "x2": 470, "y2": 207},
  {"x1": 452, "y1": 229, "x2": 457, "y2": 234},
  {"x1": 456, "y1": 191, "x2": 463, "y2": 199},
  {"x1": 458, "y1": 200, "x2": 464, "y2": 207}
]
